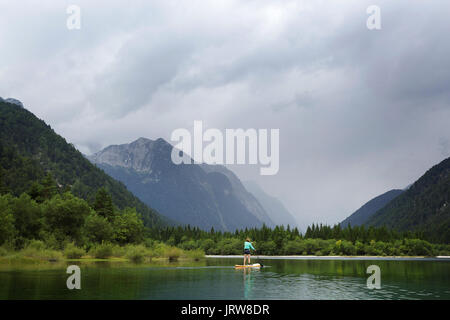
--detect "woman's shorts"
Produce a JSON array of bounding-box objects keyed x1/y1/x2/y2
[{"x1": 244, "y1": 249, "x2": 251, "y2": 255}]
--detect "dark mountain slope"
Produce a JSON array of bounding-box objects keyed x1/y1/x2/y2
[
  {"x1": 243, "y1": 180, "x2": 298, "y2": 228},
  {"x1": 200, "y1": 165, "x2": 274, "y2": 227},
  {"x1": 89, "y1": 138, "x2": 270, "y2": 231},
  {"x1": 340, "y1": 189, "x2": 404, "y2": 227},
  {"x1": 367, "y1": 157, "x2": 450, "y2": 243}
]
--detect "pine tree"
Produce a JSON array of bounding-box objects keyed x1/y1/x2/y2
[
  {"x1": 93, "y1": 187, "x2": 115, "y2": 221},
  {"x1": 0, "y1": 167, "x2": 9, "y2": 195},
  {"x1": 41, "y1": 173, "x2": 57, "y2": 200}
]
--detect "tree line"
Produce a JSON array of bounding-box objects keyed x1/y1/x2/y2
[
  {"x1": 0, "y1": 174, "x2": 145, "y2": 250},
  {"x1": 1, "y1": 174, "x2": 448, "y2": 257},
  {"x1": 146, "y1": 223, "x2": 449, "y2": 256}
]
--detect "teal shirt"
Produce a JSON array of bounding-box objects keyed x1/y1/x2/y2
[{"x1": 244, "y1": 241, "x2": 255, "y2": 251}]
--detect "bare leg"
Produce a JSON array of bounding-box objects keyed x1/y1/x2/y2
[
  {"x1": 243, "y1": 255, "x2": 246, "y2": 266},
  {"x1": 248, "y1": 255, "x2": 251, "y2": 265}
]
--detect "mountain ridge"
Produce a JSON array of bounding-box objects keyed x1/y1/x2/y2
[
  {"x1": 89, "y1": 137, "x2": 274, "y2": 231},
  {"x1": 243, "y1": 180, "x2": 299, "y2": 228},
  {"x1": 340, "y1": 189, "x2": 404, "y2": 227},
  {"x1": 366, "y1": 157, "x2": 450, "y2": 242}
]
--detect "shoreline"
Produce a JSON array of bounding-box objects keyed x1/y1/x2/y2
[{"x1": 206, "y1": 255, "x2": 450, "y2": 261}]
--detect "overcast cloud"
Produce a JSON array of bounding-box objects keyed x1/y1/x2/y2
[{"x1": 1, "y1": 0, "x2": 449, "y2": 229}]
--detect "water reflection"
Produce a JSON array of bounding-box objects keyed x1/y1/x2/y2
[
  {"x1": 0, "y1": 258, "x2": 448, "y2": 299},
  {"x1": 242, "y1": 267, "x2": 255, "y2": 299}
]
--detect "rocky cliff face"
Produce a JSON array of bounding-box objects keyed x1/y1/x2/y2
[
  {"x1": 89, "y1": 138, "x2": 273, "y2": 231},
  {"x1": 88, "y1": 137, "x2": 164, "y2": 173}
]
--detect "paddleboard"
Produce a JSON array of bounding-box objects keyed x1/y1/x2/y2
[{"x1": 234, "y1": 263, "x2": 261, "y2": 268}]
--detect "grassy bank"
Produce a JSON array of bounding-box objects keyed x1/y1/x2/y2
[{"x1": 0, "y1": 240, "x2": 205, "y2": 265}]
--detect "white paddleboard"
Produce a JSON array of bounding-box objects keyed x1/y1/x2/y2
[{"x1": 234, "y1": 263, "x2": 261, "y2": 268}]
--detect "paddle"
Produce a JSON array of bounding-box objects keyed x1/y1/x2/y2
[{"x1": 255, "y1": 250, "x2": 263, "y2": 268}]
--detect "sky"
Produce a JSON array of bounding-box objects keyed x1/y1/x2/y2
[{"x1": 1, "y1": 0, "x2": 449, "y2": 229}]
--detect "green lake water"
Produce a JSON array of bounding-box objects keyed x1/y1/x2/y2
[{"x1": 0, "y1": 257, "x2": 449, "y2": 300}]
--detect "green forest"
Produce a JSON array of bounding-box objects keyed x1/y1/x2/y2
[
  {"x1": 0, "y1": 175, "x2": 142, "y2": 248},
  {"x1": 1, "y1": 174, "x2": 448, "y2": 260},
  {"x1": 0, "y1": 101, "x2": 167, "y2": 228},
  {"x1": 366, "y1": 157, "x2": 450, "y2": 243},
  {"x1": 148, "y1": 223, "x2": 450, "y2": 257},
  {"x1": 0, "y1": 174, "x2": 203, "y2": 263}
]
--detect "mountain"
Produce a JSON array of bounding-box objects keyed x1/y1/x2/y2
[
  {"x1": 243, "y1": 180, "x2": 298, "y2": 228},
  {"x1": 366, "y1": 157, "x2": 450, "y2": 243},
  {"x1": 340, "y1": 189, "x2": 404, "y2": 227},
  {"x1": 200, "y1": 165, "x2": 275, "y2": 227},
  {"x1": 0, "y1": 97, "x2": 23, "y2": 107},
  {"x1": 88, "y1": 138, "x2": 273, "y2": 231},
  {"x1": 0, "y1": 99, "x2": 167, "y2": 227}
]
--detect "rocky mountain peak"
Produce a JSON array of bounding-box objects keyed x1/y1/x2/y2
[
  {"x1": 88, "y1": 137, "x2": 275, "y2": 230},
  {"x1": 1, "y1": 97, "x2": 23, "y2": 108},
  {"x1": 89, "y1": 137, "x2": 173, "y2": 173}
]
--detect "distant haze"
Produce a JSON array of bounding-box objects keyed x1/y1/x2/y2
[{"x1": 1, "y1": 1, "x2": 449, "y2": 230}]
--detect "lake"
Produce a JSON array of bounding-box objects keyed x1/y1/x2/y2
[{"x1": 0, "y1": 257, "x2": 449, "y2": 300}]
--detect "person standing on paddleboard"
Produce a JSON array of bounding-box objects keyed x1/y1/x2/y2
[{"x1": 243, "y1": 238, "x2": 256, "y2": 266}]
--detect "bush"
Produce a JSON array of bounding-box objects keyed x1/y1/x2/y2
[
  {"x1": 40, "y1": 232, "x2": 61, "y2": 250},
  {"x1": 64, "y1": 243, "x2": 85, "y2": 259},
  {"x1": 125, "y1": 245, "x2": 149, "y2": 263},
  {"x1": 258, "y1": 240, "x2": 277, "y2": 255},
  {"x1": 283, "y1": 240, "x2": 305, "y2": 255},
  {"x1": 404, "y1": 239, "x2": 433, "y2": 256},
  {"x1": 341, "y1": 240, "x2": 356, "y2": 255},
  {"x1": 304, "y1": 239, "x2": 320, "y2": 255},
  {"x1": 89, "y1": 242, "x2": 114, "y2": 259},
  {"x1": 355, "y1": 241, "x2": 366, "y2": 255},
  {"x1": 319, "y1": 240, "x2": 335, "y2": 255},
  {"x1": 144, "y1": 238, "x2": 157, "y2": 249},
  {"x1": 179, "y1": 240, "x2": 198, "y2": 251},
  {"x1": 20, "y1": 244, "x2": 63, "y2": 261},
  {"x1": 113, "y1": 208, "x2": 144, "y2": 244},
  {"x1": 200, "y1": 239, "x2": 216, "y2": 254},
  {"x1": 111, "y1": 244, "x2": 127, "y2": 257},
  {"x1": 0, "y1": 246, "x2": 8, "y2": 257},
  {"x1": 216, "y1": 239, "x2": 241, "y2": 255},
  {"x1": 84, "y1": 212, "x2": 114, "y2": 244},
  {"x1": 184, "y1": 249, "x2": 205, "y2": 261},
  {"x1": 0, "y1": 195, "x2": 16, "y2": 246},
  {"x1": 163, "y1": 246, "x2": 183, "y2": 261},
  {"x1": 149, "y1": 243, "x2": 166, "y2": 258},
  {"x1": 26, "y1": 239, "x2": 46, "y2": 251},
  {"x1": 43, "y1": 250, "x2": 64, "y2": 261}
]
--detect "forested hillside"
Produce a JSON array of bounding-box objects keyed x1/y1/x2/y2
[
  {"x1": 0, "y1": 100, "x2": 167, "y2": 228},
  {"x1": 367, "y1": 157, "x2": 450, "y2": 243},
  {"x1": 340, "y1": 189, "x2": 404, "y2": 227}
]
